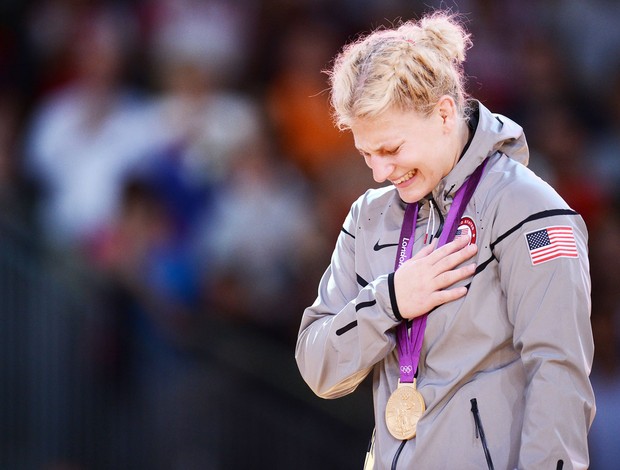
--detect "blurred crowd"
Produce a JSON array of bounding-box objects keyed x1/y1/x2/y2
[{"x1": 1, "y1": 0, "x2": 620, "y2": 468}]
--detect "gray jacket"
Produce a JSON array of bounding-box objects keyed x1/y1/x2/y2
[{"x1": 295, "y1": 102, "x2": 595, "y2": 469}]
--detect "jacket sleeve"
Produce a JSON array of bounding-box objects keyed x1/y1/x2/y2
[
  {"x1": 494, "y1": 207, "x2": 595, "y2": 469},
  {"x1": 295, "y1": 198, "x2": 401, "y2": 399}
]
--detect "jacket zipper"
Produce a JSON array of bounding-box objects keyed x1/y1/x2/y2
[{"x1": 470, "y1": 398, "x2": 495, "y2": 470}]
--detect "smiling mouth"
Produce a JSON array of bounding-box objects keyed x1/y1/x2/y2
[{"x1": 392, "y1": 170, "x2": 416, "y2": 185}]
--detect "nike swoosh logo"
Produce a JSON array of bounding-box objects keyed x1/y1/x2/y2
[{"x1": 373, "y1": 240, "x2": 399, "y2": 251}]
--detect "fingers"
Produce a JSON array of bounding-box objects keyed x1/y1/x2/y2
[
  {"x1": 394, "y1": 236, "x2": 478, "y2": 320},
  {"x1": 434, "y1": 262, "x2": 476, "y2": 289},
  {"x1": 433, "y1": 242, "x2": 478, "y2": 274},
  {"x1": 426, "y1": 235, "x2": 471, "y2": 263},
  {"x1": 411, "y1": 238, "x2": 437, "y2": 260},
  {"x1": 430, "y1": 285, "x2": 469, "y2": 306}
]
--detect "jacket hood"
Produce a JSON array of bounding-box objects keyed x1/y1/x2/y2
[{"x1": 432, "y1": 100, "x2": 529, "y2": 212}]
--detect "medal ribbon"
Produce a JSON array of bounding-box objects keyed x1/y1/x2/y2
[{"x1": 394, "y1": 159, "x2": 488, "y2": 384}]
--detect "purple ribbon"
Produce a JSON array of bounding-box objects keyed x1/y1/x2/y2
[{"x1": 394, "y1": 159, "x2": 488, "y2": 384}]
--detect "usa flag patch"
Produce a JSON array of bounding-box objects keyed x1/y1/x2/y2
[
  {"x1": 455, "y1": 216, "x2": 477, "y2": 245},
  {"x1": 524, "y1": 226, "x2": 578, "y2": 266}
]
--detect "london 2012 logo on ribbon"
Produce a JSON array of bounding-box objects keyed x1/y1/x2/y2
[{"x1": 455, "y1": 216, "x2": 477, "y2": 245}]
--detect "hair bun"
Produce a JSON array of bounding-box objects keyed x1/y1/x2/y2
[
  {"x1": 328, "y1": 10, "x2": 473, "y2": 128},
  {"x1": 418, "y1": 13, "x2": 471, "y2": 64}
]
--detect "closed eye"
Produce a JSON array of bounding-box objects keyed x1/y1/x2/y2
[
  {"x1": 358, "y1": 146, "x2": 401, "y2": 158},
  {"x1": 384, "y1": 145, "x2": 402, "y2": 156},
  {"x1": 357, "y1": 143, "x2": 402, "y2": 164}
]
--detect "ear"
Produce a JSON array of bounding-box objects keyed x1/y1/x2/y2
[{"x1": 436, "y1": 95, "x2": 458, "y2": 133}]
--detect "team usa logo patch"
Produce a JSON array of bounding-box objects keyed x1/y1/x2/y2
[
  {"x1": 524, "y1": 225, "x2": 579, "y2": 266},
  {"x1": 455, "y1": 216, "x2": 477, "y2": 245}
]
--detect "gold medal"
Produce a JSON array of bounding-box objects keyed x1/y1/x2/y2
[{"x1": 385, "y1": 379, "x2": 426, "y2": 440}]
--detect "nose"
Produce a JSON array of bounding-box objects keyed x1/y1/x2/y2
[{"x1": 367, "y1": 156, "x2": 394, "y2": 183}]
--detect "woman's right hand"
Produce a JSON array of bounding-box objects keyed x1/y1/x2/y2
[{"x1": 393, "y1": 235, "x2": 478, "y2": 320}]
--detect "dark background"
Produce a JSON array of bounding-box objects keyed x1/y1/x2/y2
[{"x1": 0, "y1": 0, "x2": 619, "y2": 468}]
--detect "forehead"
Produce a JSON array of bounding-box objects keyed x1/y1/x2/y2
[{"x1": 351, "y1": 108, "x2": 430, "y2": 150}]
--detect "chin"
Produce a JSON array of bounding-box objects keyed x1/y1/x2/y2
[{"x1": 397, "y1": 188, "x2": 425, "y2": 204}]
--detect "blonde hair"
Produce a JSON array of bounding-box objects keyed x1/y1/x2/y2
[{"x1": 328, "y1": 11, "x2": 472, "y2": 129}]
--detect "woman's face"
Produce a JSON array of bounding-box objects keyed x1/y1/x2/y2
[{"x1": 351, "y1": 104, "x2": 460, "y2": 203}]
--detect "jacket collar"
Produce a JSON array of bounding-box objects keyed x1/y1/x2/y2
[{"x1": 430, "y1": 100, "x2": 529, "y2": 214}]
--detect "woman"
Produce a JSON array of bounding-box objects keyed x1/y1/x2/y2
[{"x1": 295, "y1": 11, "x2": 595, "y2": 470}]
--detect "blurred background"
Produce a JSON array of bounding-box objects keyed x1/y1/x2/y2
[{"x1": 0, "y1": 0, "x2": 619, "y2": 468}]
